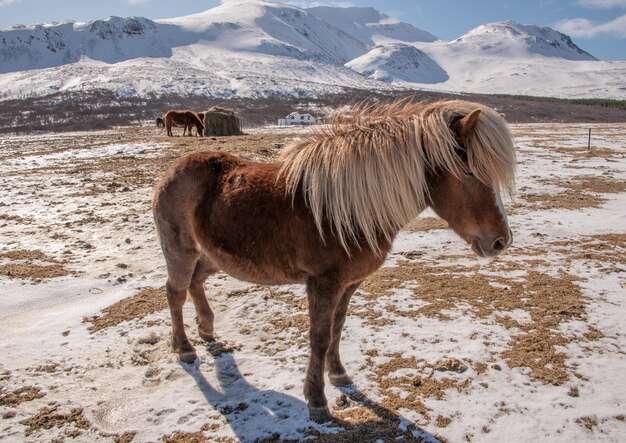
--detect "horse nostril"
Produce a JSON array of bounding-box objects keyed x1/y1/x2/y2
[{"x1": 492, "y1": 237, "x2": 506, "y2": 252}]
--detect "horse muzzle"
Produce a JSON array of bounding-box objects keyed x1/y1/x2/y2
[{"x1": 471, "y1": 229, "x2": 513, "y2": 258}]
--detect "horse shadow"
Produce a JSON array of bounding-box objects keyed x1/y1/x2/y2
[{"x1": 180, "y1": 343, "x2": 442, "y2": 442}]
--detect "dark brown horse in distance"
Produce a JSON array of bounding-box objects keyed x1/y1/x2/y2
[
  {"x1": 153, "y1": 100, "x2": 516, "y2": 423},
  {"x1": 164, "y1": 110, "x2": 204, "y2": 137}
]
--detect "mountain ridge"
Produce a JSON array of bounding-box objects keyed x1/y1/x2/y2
[{"x1": 0, "y1": 0, "x2": 624, "y2": 101}]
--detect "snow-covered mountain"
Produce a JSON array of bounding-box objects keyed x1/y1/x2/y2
[
  {"x1": 449, "y1": 21, "x2": 596, "y2": 61},
  {"x1": 346, "y1": 43, "x2": 448, "y2": 84},
  {"x1": 0, "y1": 0, "x2": 624, "y2": 101},
  {"x1": 415, "y1": 21, "x2": 624, "y2": 98},
  {"x1": 305, "y1": 6, "x2": 438, "y2": 46},
  {"x1": 0, "y1": 17, "x2": 194, "y2": 73}
]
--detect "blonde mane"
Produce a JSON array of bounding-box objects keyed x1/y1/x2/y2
[{"x1": 278, "y1": 99, "x2": 516, "y2": 254}]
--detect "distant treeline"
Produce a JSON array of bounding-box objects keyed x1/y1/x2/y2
[{"x1": 493, "y1": 94, "x2": 626, "y2": 111}]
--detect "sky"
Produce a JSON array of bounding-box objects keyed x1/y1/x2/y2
[{"x1": 0, "y1": 0, "x2": 624, "y2": 60}]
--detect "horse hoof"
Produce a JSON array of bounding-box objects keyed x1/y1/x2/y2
[
  {"x1": 198, "y1": 328, "x2": 214, "y2": 343},
  {"x1": 308, "y1": 405, "x2": 333, "y2": 424},
  {"x1": 329, "y1": 373, "x2": 352, "y2": 387},
  {"x1": 178, "y1": 349, "x2": 198, "y2": 363}
]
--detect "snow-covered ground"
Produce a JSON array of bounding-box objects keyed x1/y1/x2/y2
[{"x1": 0, "y1": 123, "x2": 625, "y2": 442}]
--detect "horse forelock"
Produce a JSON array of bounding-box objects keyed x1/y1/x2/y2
[{"x1": 278, "y1": 99, "x2": 516, "y2": 254}]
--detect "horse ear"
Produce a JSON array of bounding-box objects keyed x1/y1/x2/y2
[{"x1": 458, "y1": 109, "x2": 481, "y2": 138}]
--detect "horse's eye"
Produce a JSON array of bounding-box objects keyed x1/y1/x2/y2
[{"x1": 464, "y1": 170, "x2": 474, "y2": 178}]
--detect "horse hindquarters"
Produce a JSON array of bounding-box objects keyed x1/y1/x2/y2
[{"x1": 153, "y1": 153, "x2": 225, "y2": 361}]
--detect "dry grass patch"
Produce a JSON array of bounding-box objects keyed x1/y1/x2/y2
[
  {"x1": 374, "y1": 354, "x2": 471, "y2": 410},
  {"x1": 112, "y1": 431, "x2": 137, "y2": 443},
  {"x1": 553, "y1": 146, "x2": 624, "y2": 160},
  {"x1": 519, "y1": 175, "x2": 626, "y2": 210},
  {"x1": 576, "y1": 416, "x2": 599, "y2": 431},
  {"x1": 0, "y1": 213, "x2": 34, "y2": 224},
  {"x1": 263, "y1": 314, "x2": 309, "y2": 344},
  {"x1": 304, "y1": 390, "x2": 430, "y2": 443},
  {"x1": 551, "y1": 233, "x2": 626, "y2": 265},
  {"x1": 0, "y1": 263, "x2": 67, "y2": 280},
  {"x1": 402, "y1": 217, "x2": 449, "y2": 232},
  {"x1": 20, "y1": 405, "x2": 90, "y2": 437},
  {"x1": 88, "y1": 286, "x2": 167, "y2": 333},
  {"x1": 361, "y1": 259, "x2": 592, "y2": 385},
  {"x1": 0, "y1": 249, "x2": 70, "y2": 281},
  {"x1": 161, "y1": 431, "x2": 210, "y2": 443},
  {"x1": 0, "y1": 386, "x2": 45, "y2": 407}
]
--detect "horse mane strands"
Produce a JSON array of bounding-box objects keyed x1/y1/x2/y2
[{"x1": 279, "y1": 99, "x2": 516, "y2": 254}]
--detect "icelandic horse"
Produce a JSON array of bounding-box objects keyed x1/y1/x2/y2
[
  {"x1": 153, "y1": 99, "x2": 516, "y2": 423},
  {"x1": 185, "y1": 112, "x2": 205, "y2": 136},
  {"x1": 164, "y1": 110, "x2": 204, "y2": 137}
]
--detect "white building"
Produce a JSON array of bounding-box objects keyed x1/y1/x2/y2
[{"x1": 278, "y1": 112, "x2": 317, "y2": 126}]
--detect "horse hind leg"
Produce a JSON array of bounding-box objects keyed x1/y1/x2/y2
[
  {"x1": 188, "y1": 257, "x2": 217, "y2": 342},
  {"x1": 164, "y1": 255, "x2": 199, "y2": 363},
  {"x1": 155, "y1": 212, "x2": 201, "y2": 361}
]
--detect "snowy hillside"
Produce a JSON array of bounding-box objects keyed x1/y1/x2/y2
[
  {"x1": 346, "y1": 43, "x2": 448, "y2": 84},
  {"x1": 305, "y1": 6, "x2": 438, "y2": 46},
  {"x1": 0, "y1": 0, "x2": 624, "y2": 100}
]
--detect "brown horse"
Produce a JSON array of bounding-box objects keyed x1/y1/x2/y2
[
  {"x1": 165, "y1": 110, "x2": 204, "y2": 137},
  {"x1": 185, "y1": 112, "x2": 205, "y2": 136},
  {"x1": 153, "y1": 100, "x2": 516, "y2": 423},
  {"x1": 156, "y1": 117, "x2": 165, "y2": 128}
]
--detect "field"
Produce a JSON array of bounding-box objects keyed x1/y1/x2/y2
[{"x1": 0, "y1": 123, "x2": 625, "y2": 442}]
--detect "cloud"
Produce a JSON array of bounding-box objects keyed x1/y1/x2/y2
[
  {"x1": 0, "y1": 0, "x2": 21, "y2": 6},
  {"x1": 556, "y1": 14, "x2": 626, "y2": 38},
  {"x1": 124, "y1": 0, "x2": 152, "y2": 5},
  {"x1": 575, "y1": 0, "x2": 626, "y2": 8}
]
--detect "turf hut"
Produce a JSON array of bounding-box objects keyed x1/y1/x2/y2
[{"x1": 203, "y1": 106, "x2": 242, "y2": 136}]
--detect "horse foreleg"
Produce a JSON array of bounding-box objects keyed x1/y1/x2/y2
[
  {"x1": 326, "y1": 282, "x2": 360, "y2": 386},
  {"x1": 304, "y1": 276, "x2": 343, "y2": 423},
  {"x1": 166, "y1": 123, "x2": 173, "y2": 137},
  {"x1": 188, "y1": 257, "x2": 217, "y2": 342}
]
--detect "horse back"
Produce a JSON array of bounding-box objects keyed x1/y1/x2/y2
[
  {"x1": 165, "y1": 110, "x2": 198, "y2": 126},
  {"x1": 154, "y1": 151, "x2": 387, "y2": 286}
]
